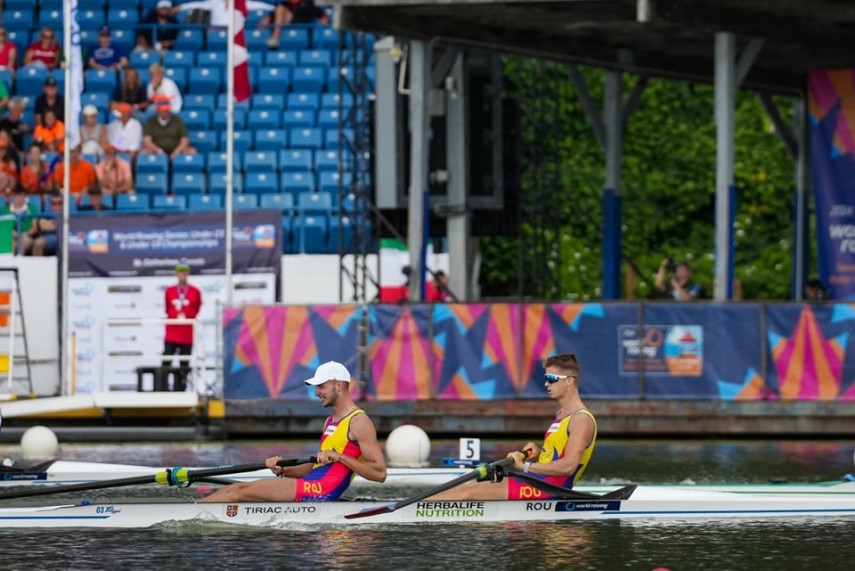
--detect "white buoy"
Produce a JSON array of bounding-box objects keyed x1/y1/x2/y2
[
  {"x1": 20, "y1": 426, "x2": 59, "y2": 459},
  {"x1": 385, "y1": 424, "x2": 431, "y2": 467}
]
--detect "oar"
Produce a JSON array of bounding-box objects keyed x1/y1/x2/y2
[
  {"x1": 345, "y1": 454, "x2": 520, "y2": 520},
  {"x1": 0, "y1": 457, "x2": 316, "y2": 501}
]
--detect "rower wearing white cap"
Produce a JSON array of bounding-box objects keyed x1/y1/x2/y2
[{"x1": 201, "y1": 361, "x2": 387, "y2": 503}]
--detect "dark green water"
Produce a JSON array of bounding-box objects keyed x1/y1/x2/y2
[{"x1": 1, "y1": 440, "x2": 854, "y2": 570}]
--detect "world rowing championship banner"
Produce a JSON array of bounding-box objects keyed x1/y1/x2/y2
[
  {"x1": 65, "y1": 211, "x2": 280, "y2": 394},
  {"x1": 808, "y1": 70, "x2": 855, "y2": 300}
]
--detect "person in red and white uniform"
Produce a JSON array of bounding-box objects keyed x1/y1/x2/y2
[{"x1": 162, "y1": 263, "x2": 202, "y2": 390}]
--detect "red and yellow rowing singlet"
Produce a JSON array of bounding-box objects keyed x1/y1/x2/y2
[
  {"x1": 294, "y1": 409, "x2": 364, "y2": 502},
  {"x1": 507, "y1": 408, "x2": 597, "y2": 500}
]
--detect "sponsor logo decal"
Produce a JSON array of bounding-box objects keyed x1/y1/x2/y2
[
  {"x1": 555, "y1": 501, "x2": 622, "y2": 512},
  {"x1": 243, "y1": 506, "x2": 317, "y2": 515},
  {"x1": 226, "y1": 504, "x2": 239, "y2": 518},
  {"x1": 415, "y1": 501, "x2": 486, "y2": 518}
]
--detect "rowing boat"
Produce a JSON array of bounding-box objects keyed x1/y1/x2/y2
[
  {"x1": 3, "y1": 484, "x2": 855, "y2": 528},
  {"x1": 4, "y1": 460, "x2": 855, "y2": 495}
]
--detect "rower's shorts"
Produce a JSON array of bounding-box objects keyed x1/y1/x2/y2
[
  {"x1": 293, "y1": 477, "x2": 346, "y2": 502},
  {"x1": 506, "y1": 475, "x2": 567, "y2": 501}
]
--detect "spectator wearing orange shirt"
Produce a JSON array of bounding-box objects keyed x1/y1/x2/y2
[
  {"x1": 0, "y1": 140, "x2": 19, "y2": 191},
  {"x1": 53, "y1": 147, "x2": 97, "y2": 199},
  {"x1": 95, "y1": 145, "x2": 135, "y2": 196},
  {"x1": 20, "y1": 143, "x2": 55, "y2": 195},
  {"x1": 33, "y1": 110, "x2": 64, "y2": 153}
]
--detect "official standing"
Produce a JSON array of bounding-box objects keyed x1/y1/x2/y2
[{"x1": 162, "y1": 263, "x2": 202, "y2": 390}]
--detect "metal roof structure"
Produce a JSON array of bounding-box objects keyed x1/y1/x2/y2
[{"x1": 333, "y1": 0, "x2": 855, "y2": 93}]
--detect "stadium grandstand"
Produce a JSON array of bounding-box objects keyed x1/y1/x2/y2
[{"x1": 0, "y1": 0, "x2": 374, "y2": 255}]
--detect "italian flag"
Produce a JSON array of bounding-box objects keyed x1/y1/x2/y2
[{"x1": 379, "y1": 238, "x2": 410, "y2": 302}]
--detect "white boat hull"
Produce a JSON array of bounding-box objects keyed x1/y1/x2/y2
[{"x1": 3, "y1": 486, "x2": 855, "y2": 528}]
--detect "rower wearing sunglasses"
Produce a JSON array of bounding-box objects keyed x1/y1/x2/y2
[{"x1": 429, "y1": 353, "x2": 596, "y2": 501}]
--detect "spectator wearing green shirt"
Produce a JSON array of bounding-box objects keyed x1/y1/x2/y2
[
  {"x1": 0, "y1": 186, "x2": 38, "y2": 254},
  {"x1": 141, "y1": 97, "x2": 195, "y2": 161}
]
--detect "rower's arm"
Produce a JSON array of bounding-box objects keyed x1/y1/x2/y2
[
  {"x1": 524, "y1": 415, "x2": 595, "y2": 478},
  {"x1": 338, "y1": 414, "x2": 387, "y2": 483},
  {"x1": 266, "y1": 456, "x2": 314, "y2": 479}
]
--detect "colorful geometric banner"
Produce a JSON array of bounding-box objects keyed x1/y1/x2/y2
[{"x1": 367, "y1": 304, "x2": 434, "y2": 400}]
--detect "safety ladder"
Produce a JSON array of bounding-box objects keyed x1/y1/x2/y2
[{"x1": 0, "y1": 268, "x2": 32, "y2": 400}]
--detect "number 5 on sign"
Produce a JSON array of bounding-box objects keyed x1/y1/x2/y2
[{"x1": 459, "y1": 438, "x2": 481, "y2": 460}]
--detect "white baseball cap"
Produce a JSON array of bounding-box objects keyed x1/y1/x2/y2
[
  {"x1": 82, "y1": 104, "x2": 98, "y2": 116},
  {"x1": 157, "y1": 0, "x2": 173, "y2": 8},
  {"x1": 304, "y1": 361, "x2": 351, "y2": 386}
]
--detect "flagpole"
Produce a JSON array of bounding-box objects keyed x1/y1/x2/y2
[
  {"x1": 224, "y1": 0, "x2": 236, "y2": 306},
  {"x1": 60, "y1": 0, "x2": 75, "y2": 395}
]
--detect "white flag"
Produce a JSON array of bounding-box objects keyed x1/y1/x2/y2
[{"x1": 67, "y1": 0, "x2": 83, "y2": 148}]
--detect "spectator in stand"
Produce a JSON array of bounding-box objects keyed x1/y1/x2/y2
[
  {"x1": 106, "y1": 103, "x2": 143, "y2": 161},
  {"x1": 0, "y1": 77, "x2": 9, "y2": 115},
  {"x1": 0, "y1": 27, "x2": 18, "y2": 74},
  {"x1": 53, "y1": 146, "x2": 97, "y2": 200},
  {"x1": 426, "y1": 270, "x2": 455, "y2": 302},
  {"x1": 35, "y1": 76, "x2": 64, "y2": 126},
  {"x1": 79, "y1": 105, "x2": 107, "y2": 160},
  {"x1": 0, "y1": 186, "x2": 38, "y2": 255},
  {"x1": 264, "y1": 0, "x2": 329, "y2": 49},
  {"x1": 33, "y1": 109, "x2": 64, "y2": 153},
  {"x1": 147, "y1": 63, "x2": 183, "y2": 113},
  {"x1": 20, "y1": 143, "x2": 54, "y2": 195},
  {"x1": 142, "y1": 98, "x2": 196, "y2": 160},
  {"x1": 23, "y1": 27, "x2": 61, "y2": 71},
  {"x1": 95, "y1": 145, "x2": 135, "y2": 197},
  {"x1": 0, "y1": 139, "x2": 19, "y2": 188},
  {"x1": 25, "y1": 191, "x2": 62, "y2": 256},
  {"x1": 136, "y1": 1, "x2": 180, "y2": 52},
  {"x1": 87, "y1": 26, "x2": 129, "y2": 71},
  {"x1": 0, "y1": 130, "x2": 20, "y2": 167},
  {"x1": 111, "y1": 67, "x2": 150, "y2": 116},
  {"x1": 0, "y1": 99, "x2": 32, "y2": 150},
  {"x1": 174, "y1": 0, "x2": 275, "y2": 28},
  {"x1": 78, "y1": 186, "x2": 112, "y2": 212}
]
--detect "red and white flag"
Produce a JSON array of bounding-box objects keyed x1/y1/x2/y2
[{"x1": 233, "y1": 0, "x2": 251, "y2": 102}]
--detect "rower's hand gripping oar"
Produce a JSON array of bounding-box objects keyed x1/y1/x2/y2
[
  {"x1": 345, "y1": 452, "x2": 527, "y2": 520},
  {"x1": 0, "y1": 457, "x2": 317, "y2": 501}
]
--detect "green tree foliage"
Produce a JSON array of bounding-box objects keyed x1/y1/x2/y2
[{"x1": 480, "y1": 62, "x2": 798, "y2": 300}]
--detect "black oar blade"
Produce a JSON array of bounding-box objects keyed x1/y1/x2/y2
[{"x1": 344, "y1": 503, "x2": 396, "y2": 520}]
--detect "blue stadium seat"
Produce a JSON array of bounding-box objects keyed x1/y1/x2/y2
[
  {"x1": 4, "y1": 9, "x2": 35, "y2": 28},
  {"x1": 216, "y1": 94, "x2": 252, "y2": 110},
  {"x1": 15, "y1": 67, "x2": 48, "y2": 97},
  {"x1": 188, "y1": 67, "x2": 222, "y2": 95},
  {"x1": 116, "y1": 194, "x2": 150, "y2": 210},
  {"x1": 329, "y1": 216, "x2": 355, "y2": 250},
  {"x1": 257, "y1": 67, "x2": 291, "y2": 94},
  {"x1": 210, "y1": 172, "x2": 244, "y2": 194},
  {"x1": 108, "y1": 8, "x2": 139, "y2": 26},
  {"x1": 163, "y1": 50, "x2": 194, "y2": 69},
  {"x1": 246, "y1": 7, "x2": 271, "y2": 25},
  {"x1": 191, "y1": 131, "x2": 217, "y2": 154},
  {"x1": 283, "y1": 110, "x2": 316, "y2": 128},
  {"x1": 247, "y1": 110, "x2": 281, "y2": 130},
  {"x1": 324, "y1": 128, "x2": 354, "y2": 149},
  {"x1": 315, "y1": 150, "x2": 342, "y2": 172},
  {"x1": 171, "y1": 173, "x2": 206, "y2": 196},
  {"x1": 188, "y1": 193, "x2": 223, "y2": 211},
  {"x1": 153, "y1": 195, "x2": 187, "y2": 211},
  {"x1": 136, "y1": 154, "x2": 169, "y2": 175},
  {"x1": 172, "y1": 153, "x2": 206, "y2": 173},
  {"x1": 260, "y1": 192, "x2": 294, "y2": 212},
  {"x1": 280, "y1": 27, "x2": 310, "y2": 51},
  {"x1": 298, "y1": 191, "x2": 334, "y2": 212},
  {"x1": 326, "y1": 67, "x2": 356, "y2": 93},
  {"x1": 281, "y1": 172, "x2": 315, "y2": 195},
  {"x1": 317, "y1": 109, "x2": 340, "y2": 129},
  {"x1": 213, "y1": 110, "x2": 247, "y2": 130},
  {"x1": 184, "y1": 94, "x2": 216, "y2": 111},
  {"x1": 341, "y1": 192, "x2": 364, "y2": 213},
  {"x1": 312, "y1": 27, "x2": 339, "y2": 51},
  {"x1": 85, "y1": 69, "x2": 117, "y2": 93},
  {"x1": 78, "y1": 0, "x2": 106, "y2": 9},
  {"x1": 77, "y1": 8, "x2": 104, "y2": 28},
  {"x1": 5, "y1": 30, "x2": 26, "y2": 51},
  {"x1": 219, "y1": 130, "x2": 252, "y2": 153},
  {"x1": 233, "y1": 193, "x2": 259, "y2": 210},
  {"x1": 205, "y1": 30, "x2": 228, "y2": 52},
  {"x1": 112, "y1": 29, "x2": 134, "y2": 50},
  {"x1": 130, "y1": 50, "x2": 159, "y2": 70},
  {"x1": 180, "y1": 109, "x2": 211, "y2": 131},
  {"x1": 299, "y1": 50, "x2": 333, "y2": 67},
  {"x1": 279, "y1": 150, "x2": 313, "y2": 172},
  {"x1": 265, "y1": 51, "x2": 299, "y2": 68},
  {"x1": 289, "y1": 128, "x2": 323, "y2": 150},
  {"x1": 321, "y1": 93, "x2": 354, "y2": 110},
  {"x1": 244, "y1": 172, "x2": 279, "y2": 195},
  {"x1": 251, "y1": 94, "x2": 285, "y2": 111},
  {"x1": 294, "y1": 214, "x2": 328, "y2": 254},
  {"x1": 165, "y1": 67, "x2": 187, "y2": 91},
  {"x1": 245, "y1": 29, "x2": 269, "y2": 51},
  {"x1": 319, "y1": 171, "x2": 352, "y2": 194},
  {"x1": 287, "y1": 93, "x2": 320, "y2": 111},
  {"x1": 291, "y1": 67, "x2": 325, "y2": 93},
  {"x1": 82, "y1": 92, "x2": 111, "y2": 110},
  {"x1": 254, "y1": 129, "x2": 289, "y2": 151},
  {"x1": 3, "y1": 0, "x2": 33, "y2": 10},
  {"x1": 207, "y1": 152, "x2": 242, "y2": 172},
  {"x1": 197, "y1": 50, "x2": 226, "y2": 66},
  {"x1": 135, "y1": 173, "x2": 168, "y2": 196},
  {"x1": 244, "y1": 151, "x2": 279, "y2": 173},
  {"x1": 175, "y1": 29, "x2": 204, "y2": 51}
]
